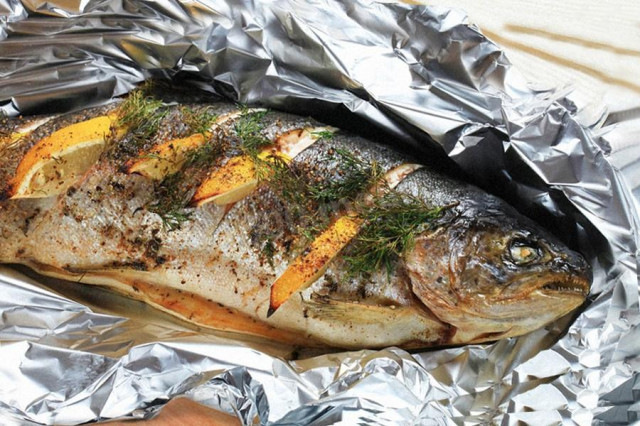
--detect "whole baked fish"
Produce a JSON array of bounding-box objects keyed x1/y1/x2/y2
[{"x1": 0, "y1": 90, "x2": 591, "y2": 349}]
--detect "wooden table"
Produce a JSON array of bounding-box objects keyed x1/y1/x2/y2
[{"x1": 107, "y1": 399, "x2": 240, "y2": 426}]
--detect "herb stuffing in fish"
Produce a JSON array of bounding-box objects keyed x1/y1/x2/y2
[{"x1": 0, "y1": 87, "x2": 591, "y2": 349}]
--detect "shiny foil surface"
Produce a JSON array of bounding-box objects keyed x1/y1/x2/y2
[{"x1": 1, "y1": 0, "x2": 639, "y2": 424}]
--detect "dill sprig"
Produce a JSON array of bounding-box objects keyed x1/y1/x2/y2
[
  {"x1": 158, "y1": 209, "x2": 192, "y2": 231},
  {"x1": 145, "y1": 107, "x2": 225, "y2": 231},
  {"x1": 307, "y1": 149, "x2": 382, "y2": 204},
  {"x1": 147, "y1": 131, "x2": 223, "y2": 231},
  {"x1": 260, "y1": 155, "x2": 309, "y2": 206},
  {"x1": 105, "y1": 86, "x2": 169, "y2": 161},
  {"x1": 234, "y1": 109, "x2": 270, "y2": 157},
  {"x1": 311, "y1": 130, "x2": 335, "y2": 140},
  {"x1": 117, "y1": 88, "x2": 168, "y2": 144},
  {"x1": 148, "y1": 171, "x2": 194, "y2": 231},
  {"x1": 345, "y1": 191, "x2": 450, "y2": 277},
  {"x1": 181, "y1": 106, "x2": 218, "y2": 136},
  {"x1": 153, "y1": 110, "x2": 223, "y2": 229},
  {"x1": 253, "y1": 149, "x2": 382, "y2": 242},
  {"x1": 184, "y1": 139, "x2": 224, "y2": 169},
  {"x1": 261, "y1": 237, "x2": 276, "y2": 268},
  {"x1": 257, "y1": 149, "x2": 381, "y2": 208},
  {"x1": 148, "y1": 136, "x2": 225, "y2": 231}
]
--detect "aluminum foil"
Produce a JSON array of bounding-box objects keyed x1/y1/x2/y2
[{"x1": 1, "y1": 0, "x2": 639, "y2": 424}]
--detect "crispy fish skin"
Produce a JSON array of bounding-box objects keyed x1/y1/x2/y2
[{"x1": 0, "y1": 102, "x2": 591, "y2": 349}]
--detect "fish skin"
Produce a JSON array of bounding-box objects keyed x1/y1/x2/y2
[{"x1": 0, "y1": 101, "x2": 591, "y2": 349}]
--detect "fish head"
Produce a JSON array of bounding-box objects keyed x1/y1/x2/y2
[{"x1": 405, "y1": 202, "x2": 591, "y2": 343}]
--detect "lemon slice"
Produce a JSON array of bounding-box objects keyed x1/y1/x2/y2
[
  {"x1": 8, "y1": 115, "x2": 115, "y2": 199},
  {"x1": 191, "y1": 126, "x2": 334, "y2": 207},
  {"x1": 190, "y1": 155, "x2": 259, "y2": 207},
  {"x1": 126, "y1": 109, "x2": 266, "y2": 180},
  {"x1": 126, "y1": 133, "x2": 206, "y2": 180}
]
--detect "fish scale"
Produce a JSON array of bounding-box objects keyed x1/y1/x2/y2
[{"x1": 0, "y1": 95, "x2": 591, "y2": 349}]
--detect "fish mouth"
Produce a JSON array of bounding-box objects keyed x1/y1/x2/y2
[{"x1": 535, "y1": 275, "x2": 590, "y2": 297}]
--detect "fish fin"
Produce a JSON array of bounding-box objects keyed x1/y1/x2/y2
[{"x1": 23, "y1": 261, "x2": 322, "y2": 347}]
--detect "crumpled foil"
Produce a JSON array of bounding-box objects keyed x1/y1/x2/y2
[{"x1": 1, "y1": 0, "x2": 639, "y2": 424}]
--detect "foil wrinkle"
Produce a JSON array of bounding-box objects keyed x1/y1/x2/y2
[{"x1": 0, "y1": 0, "x2": 638, "y2": 424}]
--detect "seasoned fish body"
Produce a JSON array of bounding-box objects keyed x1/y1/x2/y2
[{"x1": 0, "y1": 96, "x2": 591, "y2": 349}]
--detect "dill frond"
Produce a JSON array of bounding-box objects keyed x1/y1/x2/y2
[
  {"x1": 181, "y1": 106, "x2": 218, "y2": 136},
  {"x1": 234, "y1": 108, "x2": 270, "y2": 156},
  {"x1": 105, "y1": 86, "x2": 169, "y2": 160},
  {"x1": 311, "y1": 130, "x2": 335, "y2": 140},
  {"x1": 261, "y1": 155, "x2": 308, "y2": 205},
  {"x1": 307, "y1": 149, "x2": 382, "y2": 204},
  {"x1": 261, "y1": 237, "x2": 276, "y2": 269},
  {"x1": 148, "y1": 171, "x2": 194, "y2": 231},
  {"x1": 345, "y1": 191, "x2": 450, "y2": 277},
  {"x1": 117, "y1": 88, "x2": 167, "y2": 143},
  {"x1": 146, "y1": 135, "x2": 223, "y2": 231},
  {"x1": 158, "y1": 210, "x2": 193, "y2": 231},
  {"x1": 184, "y1": 139, "x2": 224, "y2": 169},
  {"x1": 252, "y1": 148, "x2": 384, "y2": 243}
]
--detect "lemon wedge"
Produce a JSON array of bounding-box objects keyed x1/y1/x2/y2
[
  {"x1": 192, "y1": 126, "x2": 334, "y2": 207},
  {"x1": 190, "y1": 155, "x2": 260, "y2": 207},
  {"x1": 126, "y1": 133, "x2": 206, "y2": 180},
  {"x1": 8, "y1": 115, "x2": 115, "y2": 199},
  {"x1": 268, "y1": 215, "x2": 363, "y2": 316},
  {"x1": 126, "y1": 109, "x2": 266, "y2": 180}
]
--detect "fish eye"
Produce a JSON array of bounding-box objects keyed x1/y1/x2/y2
[{"x1": 508, "y1": 239, "x2": 541, "y2": 265}]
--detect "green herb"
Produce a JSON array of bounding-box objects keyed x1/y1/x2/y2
[
  {"x1": 258, "y1": 148, "x2": 380, "y2": 207},
  {"x1": 311, "y1": 130, "x2": 335, "y2": 140},
  {"x1": 157, "y1": 209, "x2": 192, "y2": 231},
  {"x1": 232, "y1": 107, "x2": 279, "y2": 184},
  {"x1": 298, "y1": 220, "x2": 331, "y2": 242},
  {"x1": 307, "y1": 149, "x2": 382, "y2": 204},
  {"x1": 251, "y1": 148, "x2": 382, "y2": 243},
  {"x1": 140, "y1": 104, "x2": 222, "y2": 231},
  {"x1": 234, "y1": 108, "x2": 270, "y2": 157},
  {"x1": 231, "y1": 108, "x2": 394, "y2": 254},
  {"x1": 148, "y1": 172, "x2": 193, "y2": 231},
  {"x1": 261, "y1": 237, "x2": 276, "y2": 268},
  {"x1": 260, "y1": 155, "x2": 308, "y2": 206},
  {"x1": 181, "y1": 106, "x2": 218, "y2": 136},
  {"x1": 184, "y1": 139, "x2": 224, "y2": 169},
  {"x1": 139, "y1": 152, "x2": 170, "y2": 162},
  {"x1": 147, "y1": 139, "x2": 223, "y2": 231},
  {"x1": 345, "y1": 191, "x2": 451, "y2": 277},
  {"x1": 105, "y1": 86, "x2": 169, "y2": 160},
  {"x1": 117, "y1": 88, "x2": 167, "y2": 143}
]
